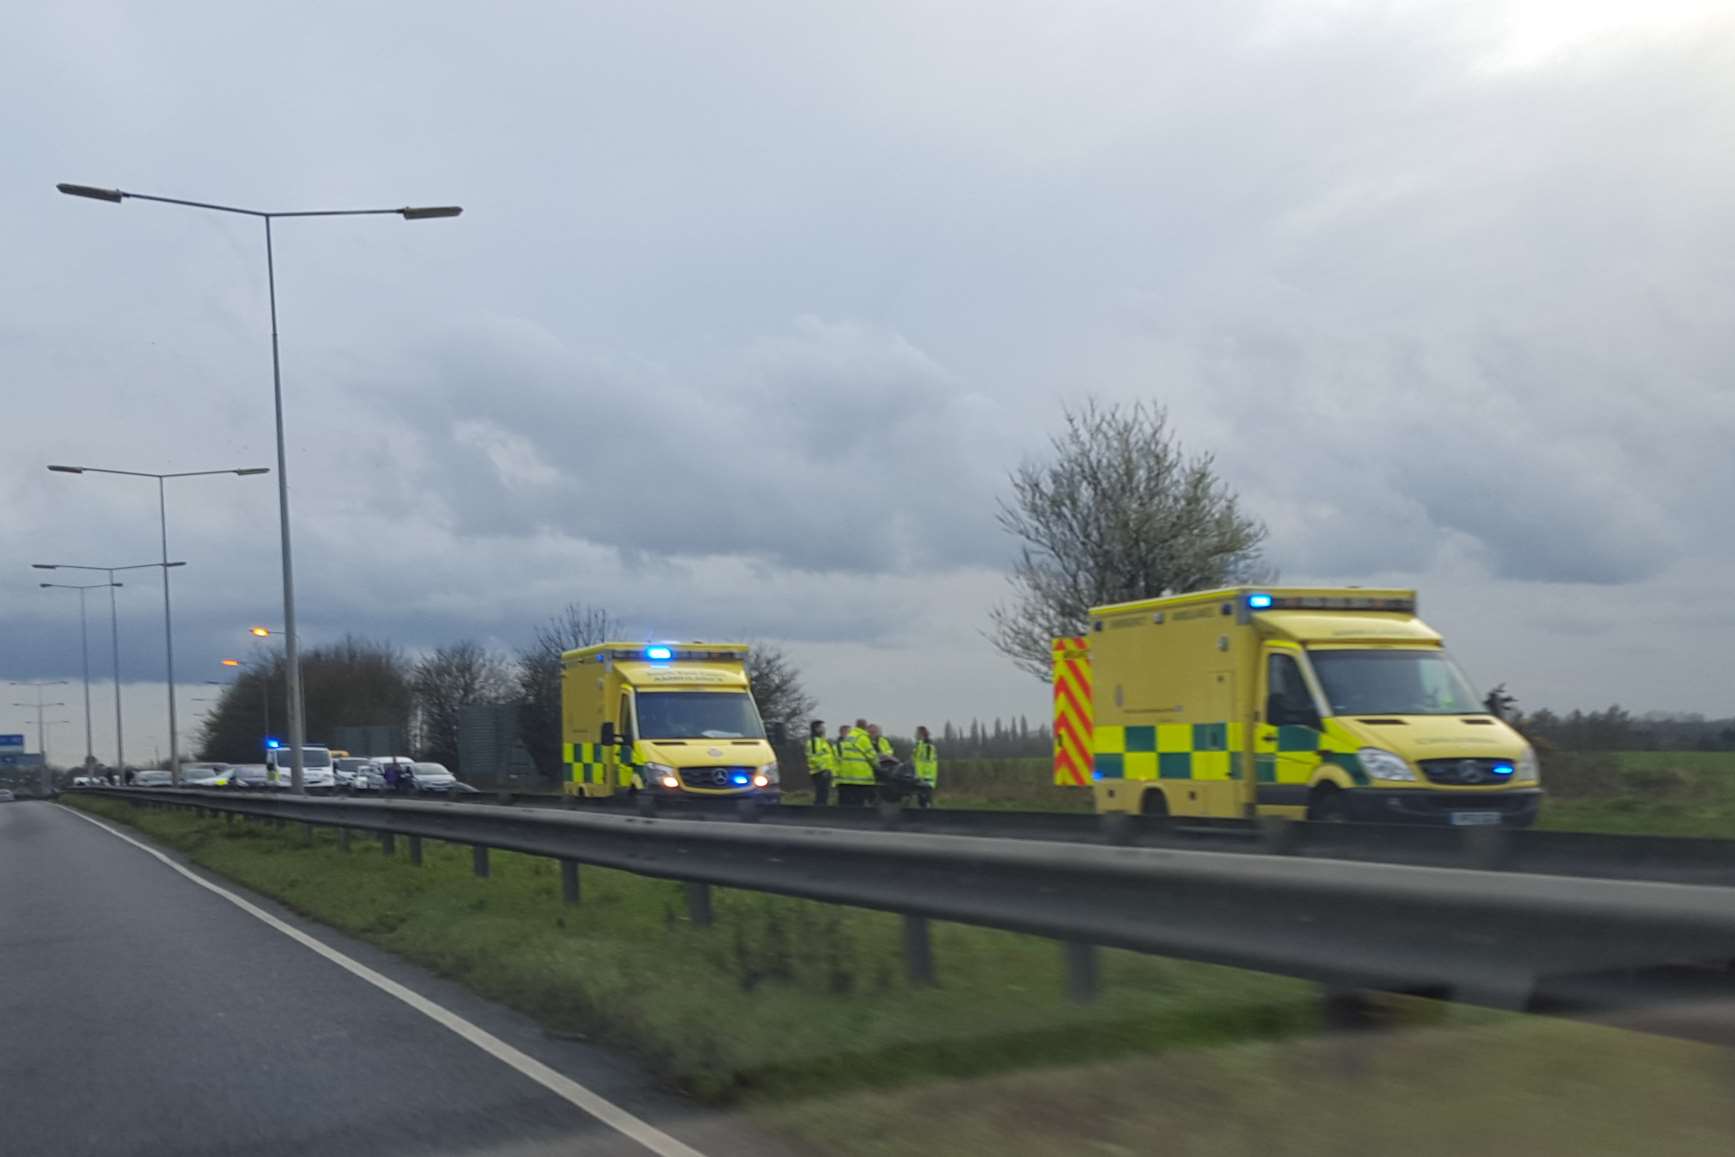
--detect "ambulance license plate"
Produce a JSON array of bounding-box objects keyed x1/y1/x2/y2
[{"x1": 1449, "y1": 811, "x2": 1502, "y2": 827}]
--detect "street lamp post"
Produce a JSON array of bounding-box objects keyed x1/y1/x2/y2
[
  {"x1": 38, "y1": 579, "x2": 123, "y2": 767},
  {"x1": 47, "y1": 465, "x2": 268, "y2": 784},
  {"x1": 34, "y1": 561, "x2": 180, "y2": 773},
  {"x1": 246, "y1": 628, "x2": 284, "y2": 745},
  {"x1": 11, "y1": 681, "x2": 68, "y2": 794},
  {"x1": 58, "y1": 182, "x2": 461, "y2": 794}
]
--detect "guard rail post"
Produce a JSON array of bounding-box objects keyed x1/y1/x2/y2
[
  {"x1": 903, "y1": 915, "x2": 936, "y2": 986},
  {"x1": 408, "y1": 835, "x2": 423, "y2": 866},
  {"x1": 561, "y1": 859, "x2": 580, "y2": 905},
  {"x1": 686, "y1": 881, "x2": 713, "y2": 927},
  {"x1": 339, "y1": 827, "x2": 351, "y2": 852},
  {"x1": 473, "y1": 844, "x2": 490, "y2": 877},
  {"x1": 381, "y1": 831, "x2": 396, "y2": 857},
  {"x1": 302, "y1": 823, "x2": 313, "y2": 846},
  {"x1": 1065, "y1": 941, "x2": 1099, "y2": 1003}
]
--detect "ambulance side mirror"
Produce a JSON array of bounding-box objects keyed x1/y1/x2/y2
[{"x1": 600, "y1": 722, "x2": 616, "y2": 747}]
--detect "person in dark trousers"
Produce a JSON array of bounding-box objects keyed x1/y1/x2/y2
[
  {"x1": 123, "y1": 767, "x2": 135, "y2": 786},
  {"x1": 806, "y1": 719, "x2": 836, "y2": 806}
]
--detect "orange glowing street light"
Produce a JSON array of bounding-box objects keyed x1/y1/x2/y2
[
  {"x1": 221, "y1": 659, "x2": 241, "y2": 668},
  {"x1": 250, "y1": 627, "x2": 271, "y2": 637}
]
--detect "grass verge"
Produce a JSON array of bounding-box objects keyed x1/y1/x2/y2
[
  {"x1": 1538, "y1": 750, "x2": 1735, "y2": 837},
  {"x1": 68, "y1": 795, "x2": 1321, "y2": 1105},
  {"x1": 756, "y1": 1014, "x2": 1735, "y2": 1156}
]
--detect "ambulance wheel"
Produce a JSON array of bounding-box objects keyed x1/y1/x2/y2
[
  {"x1": 1140, "y1": 789, "x2": 1169, "y2": 818},
  {"x1": 1308, "y1": 788, "x2": 1349, "y2": 823}
]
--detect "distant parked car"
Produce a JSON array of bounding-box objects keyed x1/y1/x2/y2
[
  {"x1": 347, "y1": 764, "x2": 385, "y2": 793},
  {"x1": 0, "y1": 788, "x2": 15, "y2": 802},
  {"x1": 354, "y1": 756, "x2": 417, "y2": 793},
  {"x1": 408, "y1": 762, "x2": 476, "y2": 795},
  {"x1": 229, "y1": 764, "x2": 271, "y2": 790},
  {"x1": 333, "y1": 757, "x2": 372, "y2": 790},
  {"x1": 181, "y1": 763, "x2": 235, "y2": 787},
  {"x1": 134, "y1": 770, "x2": 173, "y2": 787}
]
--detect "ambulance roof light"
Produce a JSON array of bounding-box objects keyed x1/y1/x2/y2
[
  {"x1": 644, "y1": 645, "x2": 673, "y2": 661},
  {"x1": 1247, "y1": 593, "x2": 1274, "y2": 609}
]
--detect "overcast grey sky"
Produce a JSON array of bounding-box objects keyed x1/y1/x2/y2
[{"x1": 4, "y1": 0, "x2": 1732, "y2": 757}]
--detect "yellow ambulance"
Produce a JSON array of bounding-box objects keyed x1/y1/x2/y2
[
  {"x1": 561, "y1": 642, "x2": 783, "y2": 800},
  {"x1": 1052, "y1": 587, "x2": 1541, "y2": 826}
]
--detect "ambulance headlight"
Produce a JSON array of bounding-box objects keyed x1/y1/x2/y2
[
  {"x1": 1357, "y1": 747, "x2": 1417, "y2": 782},
  {"x1": 754, "y1": 762, "x2": 779, "y2": 788},
  {"x1": 1514, "y1": 745, "x2": 1540, "y2": 783},
  {"x1": 644, "y1": 761, "x2": 680, "y2": 790}
]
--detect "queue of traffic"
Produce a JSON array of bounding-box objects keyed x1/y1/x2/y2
[{"x1": 75, "y1": 744, "x2": 478, "y2": 796}]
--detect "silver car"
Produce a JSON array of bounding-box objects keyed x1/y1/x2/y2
[
  {"x1": 181, "y1": 763, "x2": 235, "y2": 787},
  {"x1": 333, "y1": 757, "x2": 372, "y2": 790},
  {"x1": 409, "y1": 762, "x2": 478, "y2": 795},
  {"x1": 354, "y1": 756, "x2": 416, "y2": 793}
]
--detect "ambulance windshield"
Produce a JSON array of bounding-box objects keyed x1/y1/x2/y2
[
  {"x1": 1308, "y1": 649, "x2": 1482, "y2": 716},
  {"x1": 635, "y1": 691, "x2": 766, "y2": 740}
]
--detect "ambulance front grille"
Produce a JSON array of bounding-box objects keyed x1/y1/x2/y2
[
  {"x1": 1417, "y1": 758, "x2": 1516, "y2": 786},
  {"x1": 678, "y1": 766, "x2": 752, "y2": 789}
]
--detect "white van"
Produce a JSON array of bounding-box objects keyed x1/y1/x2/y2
[{"x1": 265, "y1": 744, "x2": 335, "y2": 791}]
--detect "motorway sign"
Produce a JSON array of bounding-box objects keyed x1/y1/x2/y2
[
  {"x1": 0, "y1": 752, "x2": 44, "y2": 768},
  {"x1": 0, "y1": 734, "x2": 24, "y2": 750}
]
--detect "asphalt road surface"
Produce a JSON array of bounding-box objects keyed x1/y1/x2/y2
[{"x1": 0, "y1": 801, "x2": 785, "y2": 1157}]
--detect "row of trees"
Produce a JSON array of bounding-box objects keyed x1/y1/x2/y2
[
  {"x1": 194, "y1": 606, "x2": 817, "y2": 779},
  {"x1": 1512, "y1": 705, "x2": 1735, "y2": 752},
  {"x1": 937, "y1": 717, "x2": 1053, "y2": 758}
]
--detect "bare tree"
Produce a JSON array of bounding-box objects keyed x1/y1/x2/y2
[
  {"x1": 990, "y1": 399, "x2": 1269, "y2": 680},
  {"x1": 741, "y1": 641, "x2": 817, "y2": 736},
  {"x1": 515, "y1": 603, "x2": 621, "y2": 779},
  {"x1": 411, "y1": 640, "x2": 513, "y2": 771}
]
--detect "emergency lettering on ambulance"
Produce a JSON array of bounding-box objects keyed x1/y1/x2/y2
[
  {"x1": 561, "y1": 642, "x2": 782, "y2": 801},
  {"x1": 1052, "y1": 588, "x2": 1542, "y2": 827}
]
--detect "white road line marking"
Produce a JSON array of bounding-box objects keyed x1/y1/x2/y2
[{"x1": 59, "y1": 804, "x2": 708, "y2": 1157}]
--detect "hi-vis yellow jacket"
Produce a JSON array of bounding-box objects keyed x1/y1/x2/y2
[
  {"x1": 836, "y1": 729, "x2": 878, "y2": 785},
  {"x1": 806, "y1": 735, "x2": 837, "y2": 776}
]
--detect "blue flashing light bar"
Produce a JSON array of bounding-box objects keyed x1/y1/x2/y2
[
  {"x1": 1246, "y1": 593, "x2": 1274, "y2": 609},
  {"x1": 644, "y1": 645, "x2": 673, "y2": 661},
  {"x1": 265, "y1": 738, "x2": 282, "y2": 750}
]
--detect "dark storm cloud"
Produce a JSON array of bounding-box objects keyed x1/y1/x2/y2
[{"x1": 364, "y1": 314, "x2": 1017, "y2": 575}]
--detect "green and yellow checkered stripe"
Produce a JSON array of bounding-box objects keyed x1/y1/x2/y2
[
  {"x1": 564, "y1": 741, "x2": 608, "y2": 785},
  {"x1": 1091, "y1": 722, "x2": 1243, "y2": 781}
]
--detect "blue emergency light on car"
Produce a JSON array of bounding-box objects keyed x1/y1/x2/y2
[
  {"x1": 1491, "y1": 763, "x2": 1514, "y2": 777},
  {"x1": 265, "y1": 738, "x2": 282, "y2": 750},
  {"x1": 644, "y1": 645, "x2": 673, "y2": 661},
  {"x1": 1247, "y1": 593, "x2": 1274, "y2": 609},
  {"x1": 731, "y1": 773, "x2": 750, "y2": 786}
]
